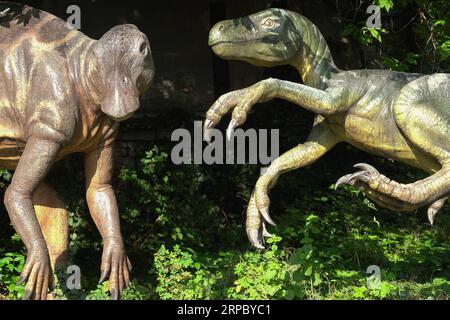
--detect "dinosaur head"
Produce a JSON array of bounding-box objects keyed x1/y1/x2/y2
[
  {"x1": 209, "y1": 8, "x2": 302, "y2": 67},
  {"x1": 92, "y1": 24, "x2": 154, "y2": 121}
]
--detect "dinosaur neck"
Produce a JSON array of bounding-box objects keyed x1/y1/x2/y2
[
  {"x1": 69, "y1": 38, "x2": 104, "y2": 108},
  {"x1": 84, "y1": 45, "x2": 104, "y2": 106},
  {"x1": 289, "y1": 14, "x2": 339, "y2": 89}
]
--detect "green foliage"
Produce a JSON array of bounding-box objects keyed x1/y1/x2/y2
[
  {"x1": 0, "y1": 252, "x2": 25, "y2": 299},
  {"x1": 0, "y1": 145, "x2": 449, "y2": 300},
  {"x1": 153, "y1": 237, "x2": 288, "y2": 300},
  {"x1": 84, "y1": 280, "x2": 151, "y2": 300},
  {"x1": 117, "y1": 146, "x2": 224, "y2": 252},
  {"x1": 229, "y1": 236, "x2": 287, "y2": 300},
  {"x1": 154, "y1": 245, "x2": 220, "y2": 300},
  {"x1": 0, "y1": 169, "x2": 11, "y2": 189},
  {"x1": 340, "y1": 0, "x2": 450, "y2": 72}
]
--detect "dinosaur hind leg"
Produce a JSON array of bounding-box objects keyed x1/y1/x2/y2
[
  {"x1": 337, "y1": 75, "x2": 450, "y2": 216},
  {"x1": 247, "y1": 123, "x2": 338, "y2": 248},
  {"x1": 336, "y1": 174, "x2": 417, "y2": 212},
  {"x1": 391, "y1": 75, "x2": 450, "y2": 209},
  {"x1": 336, "y1": 173, "x2": 448, "y2": 223}
]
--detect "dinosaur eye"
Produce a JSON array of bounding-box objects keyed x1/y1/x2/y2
[
  {"x1": 262, "y1": 18, "x2": 276, "y2": 28},
  {"x1": 139, "y1": 42, "x2": 148, "y2": 56}
]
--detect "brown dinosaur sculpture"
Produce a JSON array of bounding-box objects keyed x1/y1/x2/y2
[{"x1": 0, "y1": 2, "x2": 154, "y2": 299}]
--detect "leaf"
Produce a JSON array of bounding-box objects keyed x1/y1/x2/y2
[
  {"x1": 369, "y1": 28, "x2": 383, "y2": 42},
  {"x1": 304, "y1": 265, "x2": 313, "y2": 276},
  {"x1": 377, "y1": 0, "x2": 394, "y2": 12},
  {"x1": 313, "y1": 272, "x2": 322, "y2": 286},
  {"x1": 341, "y1": 24, "x2": 357, "y2": 38}
]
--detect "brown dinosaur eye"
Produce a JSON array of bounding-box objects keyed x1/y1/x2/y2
[
  {"x1": 139, "y1": 42, "x2": 148, "y2": 56},
  {"x1": 262, "y1": 18, "x2": 276, "y2": 28}
]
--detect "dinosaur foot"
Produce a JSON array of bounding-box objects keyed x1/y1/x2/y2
[
  {"x1": 246, "y1": 192, "x2": 275, "y2": 249},
  {"x1": 335, "y1": 163, "x2": 380, "y2": 190},
  {"x1": 334, "y1": 163, "x2": 416, "y2": 212},
  {"x1": 335, "y1": 164, "x2": 447, "y2": 225},
  {"x1": 427, "y1": 197, "x2": 447, "y2": 226}
]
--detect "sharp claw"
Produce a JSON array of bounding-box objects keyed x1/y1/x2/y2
[
  {"x1": 247, "y1": 228, "x2": 265, "y2": 249},
  {"x1": 110, "y1": 288, "x2": 119, "y2": 300},
  {"x1": 427, "y1": 198, "x2": 446, "y2": 226},
  {"x1": 203, "y1": 120, "x2": 214, "y2": 143},
  {"x1": 204, "y1": 128, "x2": 212, "y2": 144},
  {"x1": 349, "y1": 171, "x2": 371, "y2": 183},
  {"x1": 354, "y1": 163, "x2": 376, "y2": 172},
  {"x1": 16, "y1": 276, "x2": 26, "y2": 286},
  {"x1": 204, "y1": 119, "x2": 214, "y2": 129},
  {"x1": 226, "y1": 120, "x2": 237, "y2": 141},
  {"x1": 427, "y1": 204, "x2": 442, "y2": 226},
  {"x1": 262, "y1": 222, "x2": 273, "y2": 238},
  {"x1": 0, "y1": 8, "x2": 10, "y2": 17},
  {"x1": 99, "y1": 270, "x2": 108, "y2": 284},
  {"x1": 428, "y1": 207, "x2": 437, "y2": 226},
  {"x1": 259, "y1": 207, "x2": 276, "y2": 226},
  {"x1": 49, "y1": 278, "x2": 55, "y2": 291},
  {"x1": 23, "y1": 290, "x2": 32, "y2": 300},
  {"x1": 335, "y1": 174, "x2": 352, "y2": 189},
  {"x1": 127, "y1": 258, "x2": 133, "y2": 272}
]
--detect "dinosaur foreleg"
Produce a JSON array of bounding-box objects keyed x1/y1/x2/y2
[
  {"x1": 204, "y1": 79, "x2": 344, "y2": 141},
  {"x1": 33, "y1": 181, "x2": 69, "y2": 300},
  {"x1": 337, "y1": 163, "x2": 450, "y2": 220},
  {"x1": 247, "y1": 123, "x2": 338, "y2": 248},
  {"x1": 33, "y1": 182, "x2": 69, "y2": 273}
]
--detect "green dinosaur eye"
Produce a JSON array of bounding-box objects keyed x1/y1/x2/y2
[{"x1": 262, "y1": 18, "x2": 276, "y2": 28}]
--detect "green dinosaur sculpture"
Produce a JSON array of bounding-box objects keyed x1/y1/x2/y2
[{"x1": 204, "y1": 8, "x2": 450, "y2": 249}]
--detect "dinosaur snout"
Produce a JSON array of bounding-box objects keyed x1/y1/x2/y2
[
  {"x1": 101, "y1": 70, "x2": 140, "y2": 121},
  {"x1": 208, "y1": 21, "x2": 231, "y2": 47}
]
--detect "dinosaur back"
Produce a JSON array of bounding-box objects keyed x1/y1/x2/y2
[
  {"x1": 395, "y1": 73, "x2": 450, "y2": 117},
  {"x1": 0, "y1": 2, "x2": 87, "y2": 52}
]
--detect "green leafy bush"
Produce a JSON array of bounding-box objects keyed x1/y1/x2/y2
[
  {"x1": 0, "y1": 252, "x2": 25, "y2": 299},
  {"x1": 1, "y1": 144, "x2": 449, "y2": 300}
]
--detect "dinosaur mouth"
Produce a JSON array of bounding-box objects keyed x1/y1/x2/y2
[{"x1": 209, "y1": 39, "x2": 258, "y2": 47}]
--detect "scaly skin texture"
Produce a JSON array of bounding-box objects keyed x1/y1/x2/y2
[
  {"x1": 205, "y1": 8, "x2": 450, "y2": 249},
  {"x1": 0, "y1": 3, "x2": 154, "y2": 299}
]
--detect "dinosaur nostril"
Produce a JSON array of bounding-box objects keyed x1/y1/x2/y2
[{"x1": 218, "y1": 25, "x2": 225, "y2": 32}]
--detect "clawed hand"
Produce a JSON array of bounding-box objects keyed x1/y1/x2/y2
[
  {"x1": 19, "y1": 245, "x2": 54, "y2": 300},
  {"x1": 204, "y1": 79, "x2": 277, "y2": 142},
  {"x1": 99, "y1": 239, "x2": 132, "y2": 300}
]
